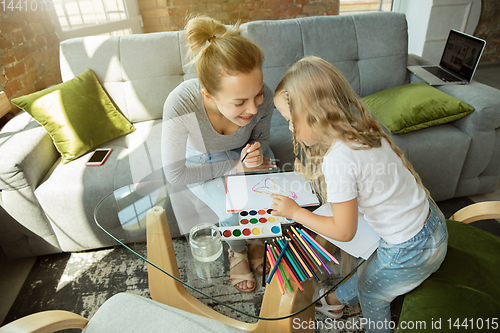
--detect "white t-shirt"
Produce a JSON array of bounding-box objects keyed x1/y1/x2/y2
[{"x1": 322, "y1": 138, "x2": 429, "y2": 244}]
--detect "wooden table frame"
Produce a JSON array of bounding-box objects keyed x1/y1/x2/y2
[{"x1": 146, "y1": 206, "x2": 318, "y2": 332}]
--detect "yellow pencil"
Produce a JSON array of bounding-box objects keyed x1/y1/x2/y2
[{"x1": 291, "y1": 226, "x2": 322, "y2": 266}]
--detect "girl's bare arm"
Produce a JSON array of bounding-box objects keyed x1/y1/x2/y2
[{"x1": 271, "y1": 195, "x2": 358, "y2": 242}]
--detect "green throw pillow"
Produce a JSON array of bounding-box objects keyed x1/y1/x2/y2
[
  {"x1": 12, "y1": 69, "x2": 135, "y2": 164},
  {"x1": 362, "y1": 82, "x2": 474, "y2": 134},
  {"x1": 398, "y1": 220, "x2": 500, "y2": 332}
]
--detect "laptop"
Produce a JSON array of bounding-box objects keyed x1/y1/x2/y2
[{"x1": 408, "y1": 29, "x2": 486, "y2": 86}]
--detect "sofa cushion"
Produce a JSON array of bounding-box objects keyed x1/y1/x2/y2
[
  {"x1": 59, "y1": 33, "x2": 186, "y2": 123},
  {"x1": 11, "y1": 69, "x2": 136, "y2": 164},
  {"x1": 363, "y1": 82, "x2": 474, "y2": 134},
  {"x1": 241, "y1": 12, "x2": 408, "y2": 96},
  {"x1": 390, "y1": 124, "x2": 470, "y2": 201}
]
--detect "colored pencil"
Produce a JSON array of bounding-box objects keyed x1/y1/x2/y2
[
  {"x1": 291, "y1": 232, "x2": 323, "y2": 274},
  {"x1": 297, "y1": 228, "x2": 331, "y2": 261},
  {"x1": 266, "y1": 248, "x2": 284, "y2": 295},
  {"x1": 273, "y1": 245, "x2": 303, "y2": 291},
  {"x1": 270, "y1": 243, "x2": 292, "y2": 293},
  {"x1": 284, "y1": 236, "x2": 313, "y2": 279},
  {"x1": 262, "y1": 241, "x2": 267, "y2": 287},
  {"x1": 267, "y1": 245, "x2": 284, "y2": 285},
  {"x1": 273, "y1": 239, "x2": 301, "y2": 284},
  {"x1": 241, "y1": 133, "x2": 262, "y2": 163},
  {"x1": 266, "y1": 241, "x2": 288, "y2": 285},
  {"x1": 291, "y1": 226, "x2": 322, "y2": 266},
  {"x1": 299, "y1": 232, "x2": 332, "y2": 275},
  {"x1": 287, "y1": 230, "x2": 321, "y2": 274},
  {"x1": 283, "y1": 236, "x2": 320, "y2": 282},
  {"x1": 299, "y1": 228, "x2": 339, "y2": 265},
  {"x1": 278, "y1": 237, "x2": 307, "y2": 281}
]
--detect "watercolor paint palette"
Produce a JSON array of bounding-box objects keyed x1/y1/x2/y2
[
  {"x1": 218, "y1": 209, "x2": 293, "y2": 241},
  {"x1": 219, "y1": 223, "x2": 282, "y2": 241},
  {"x1": 239, "y1": 209, "x2": 295, "y2": 225}
]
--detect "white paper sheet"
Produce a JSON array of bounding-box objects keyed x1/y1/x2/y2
[
  {"x1": 309, "y1": 205, "x2": 380, "y2": 260},
  {"x1": 225, "y1": 171, "x2": 319, "y2": 212}
]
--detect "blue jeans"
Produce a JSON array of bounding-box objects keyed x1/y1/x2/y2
[
  {"x1": 336, "y1": 201, "x2": 448, "y2": 333},
  {"x1": 185, "y1": 146, "x2": 275, "y2": 253}
]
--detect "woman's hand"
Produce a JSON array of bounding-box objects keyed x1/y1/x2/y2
[
  {"x1": 235, "y1": 141, "x2": 277, "y2": 173},
  {"x1": 235, "y1": 156, "x2": 276, "y2": 173},
  {"x1": 270, "y1": 194, "x2": 301, "y2": 220},
  {"x1": 240, "y1": 142, "x2": 263, "y2": 168}
]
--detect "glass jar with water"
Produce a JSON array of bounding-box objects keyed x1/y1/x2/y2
[{"x1": 189, "y1": 223, "x2": 223, "y2": 262}]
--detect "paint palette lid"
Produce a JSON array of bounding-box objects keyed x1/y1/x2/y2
[{"x1": 238, "y1": 209, "x2": 295, "y2": 225}]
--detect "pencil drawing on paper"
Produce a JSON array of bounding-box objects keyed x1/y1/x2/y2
[{"x1": 252, "y1": 178, "x2": 298, "y2": 200}]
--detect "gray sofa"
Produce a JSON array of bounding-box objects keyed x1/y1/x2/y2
[{"x1": 1, "y1": 12, "x2": 499, "y2": 259}]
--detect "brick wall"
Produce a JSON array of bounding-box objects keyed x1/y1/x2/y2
[
  {"x1": 139, "y1": 0, "x2": 339, "y2": 33},
  {"x1": 0, "y1": 11, "x2": 62, "y2": 122},
  {"x1": 474, "y1": 0, "x2": 500, "y2": 64}
]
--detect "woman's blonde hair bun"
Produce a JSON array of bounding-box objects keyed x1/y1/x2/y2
[
  {"x1": 185, "y1": 14, "x2": 263, "y2": 95},
  {"x1": 185, "y1": 15, "x2": 229, "y2": 55}
]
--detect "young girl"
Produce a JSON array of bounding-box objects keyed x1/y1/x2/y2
[
  {"x1": 161, "y1": 15, "x2": 275, "y2": 293},
  {"x1": 272, "y1": 56, "x2": 448, "y2": 332}
]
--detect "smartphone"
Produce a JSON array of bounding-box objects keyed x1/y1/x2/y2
[{"x1": 85, "y1": 148, "x2": 112, "y2": 166}]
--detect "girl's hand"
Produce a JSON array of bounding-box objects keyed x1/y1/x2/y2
[
  {"x1": 270, "y1": 194, "x2": 301, "y2": 220},
  {"x1": 240, "y1": 142, "x2": 263, "y2": 168}
]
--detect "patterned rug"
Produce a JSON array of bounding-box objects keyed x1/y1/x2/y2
[{"x1": 4, "y1": 197, "x2": 499, "y2": 332}]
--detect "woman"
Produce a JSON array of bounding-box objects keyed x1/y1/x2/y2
[{"x1": 161, "y1": 15, "x2": 275, "y2": 293}]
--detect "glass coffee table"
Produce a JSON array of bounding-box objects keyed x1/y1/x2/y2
[{"x1": 94, "y1": 179, "x2": 364, "y2": 332}]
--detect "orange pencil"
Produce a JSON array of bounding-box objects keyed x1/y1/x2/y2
[
  {"x1": 285, "y1": 236, "x2": 313, "y2": 278},
  {"x1": 266, "y1": 249, "x2": 284, "y2": 295}
]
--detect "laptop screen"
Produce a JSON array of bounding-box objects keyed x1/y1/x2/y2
[{"x1": 439, "y1": 30, "x2": 486, "y2": 81}]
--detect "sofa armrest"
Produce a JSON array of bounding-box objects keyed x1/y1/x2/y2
[
  {"x1": 0, "y1": 112, "x2": 59, "y2": 191},
  {"x1": 440, "y1": 82, "x2": 500, "y2": 193},
  {"x1": 407, "y1": 53, "x2": 434, "y2": 66},
  {"x1": 407, "y1": 54, "x2": 434, "y2": 83},
  {"x1": 438, "y1": 82, "x2": 500, "y2": 133}
]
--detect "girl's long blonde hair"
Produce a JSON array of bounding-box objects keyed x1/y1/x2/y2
[
  {"x1": 275, "y1": 56, "x2": 431, "y2": 203},
  {"x1": 185, "y1": 15, "x2": 263, "y2": 95}
]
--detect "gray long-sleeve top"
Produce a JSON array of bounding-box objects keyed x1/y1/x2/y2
[{"x1": 161, "y1": 79, "x2": 274, "y2": 185}]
